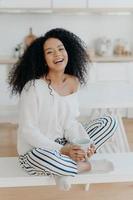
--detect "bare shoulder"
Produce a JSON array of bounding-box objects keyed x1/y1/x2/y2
[{"x1": 66, "y1": 75, "x2": 80, "y2": 93}]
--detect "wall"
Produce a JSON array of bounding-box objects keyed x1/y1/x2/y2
[{"x1": 0, "y1": 13, "x2": 133, "y2": 56}]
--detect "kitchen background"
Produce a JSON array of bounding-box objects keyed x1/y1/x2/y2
[
  {"x1": 0, "y1": 0, "x2": 133, "y2": 121},
  {"x1": 0, "y1": 14, "x2": 133, "y2": 56},
  {"x1": 0, "y1": 2, "x2": 133, "y2": 199}
]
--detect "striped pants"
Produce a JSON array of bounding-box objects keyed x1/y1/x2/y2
[{"x1": 19, "y1": 115, "x2": 117, "y2": 177}]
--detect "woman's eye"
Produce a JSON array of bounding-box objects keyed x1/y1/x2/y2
[
  {"x1": 47, "y1": 51, "x2": 53, "y2": 54},
  {"x1": 59, "y1": 48, "x2": 64, "y2": 51}
]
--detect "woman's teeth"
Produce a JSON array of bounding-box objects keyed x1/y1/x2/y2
[{"x1": 54, "y1": 59, "x2": 64, "y2": 64}]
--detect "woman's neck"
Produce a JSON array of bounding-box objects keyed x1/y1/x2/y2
[{"x1": 46, "y1": 72, "x2": 66, "y2": 85}]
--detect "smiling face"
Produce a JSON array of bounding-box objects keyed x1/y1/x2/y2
[{"x1": 43, "y1": 38, "x2": 68, "y2": 73}]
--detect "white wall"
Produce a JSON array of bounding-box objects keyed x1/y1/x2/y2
[{"x1": 0, "y1": 13, "x2": 133, "y2": 55}]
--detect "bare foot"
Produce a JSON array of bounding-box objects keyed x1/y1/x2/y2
[{"x1": 77, "y1": 161, "x2": 91, "y2": 173}]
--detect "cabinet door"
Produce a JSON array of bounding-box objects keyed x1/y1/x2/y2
[
  {"x1": 87, "y1": 62, "x2": 133, "y2": 118},
  {"x1": 53, "y1": 0, "x2": 87, "y2": 8},
  {"x1": 0, "y1": 0, "x2": 51, "y2": 8},
  {"x1": 92, "y1": 62, "x2": 129, "y2": 82},
  {"x1": 88, "y1": 0, "x2": 133, "y2": 8}
]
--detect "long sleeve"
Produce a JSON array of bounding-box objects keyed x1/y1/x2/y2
[
  {"x1": 62, "y1": 94, "x2": 90, "y2": 143},
  {"x1": 18, "y1": 82, "x2": 62, "y2": 155},
  {"x1": 64, "y1": 119, "x2": 90, "y2": 143}
]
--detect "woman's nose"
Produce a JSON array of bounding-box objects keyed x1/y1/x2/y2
[{"x1": 54, "y1": 50, "x2": 61, "y2": 57}]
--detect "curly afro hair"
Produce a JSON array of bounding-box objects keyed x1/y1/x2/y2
[{"x1": 8, "y1": 28, "x2": 89, "y2": 95}]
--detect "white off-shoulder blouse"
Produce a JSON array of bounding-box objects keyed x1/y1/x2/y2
[{"x1": 17, "y1": 79, "x2": 89, "y2": 155}]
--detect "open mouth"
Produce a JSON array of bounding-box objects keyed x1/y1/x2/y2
[{"x1": 54, "y1": 59, "x2": 64, "y2": 64}]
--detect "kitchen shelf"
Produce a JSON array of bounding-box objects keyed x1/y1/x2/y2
[
  {"x1": 0, "y1": 7, "x2": 133, "y2": 14},
  {"x1": 90, "y1": 55, "x2": 133, "y2": 63},
  {"x1": 0, "y1": 56, "x2": 17, "y2": 64},
  {"x1": 1, "y1": 55, "x2": 133, "y2": 65}
]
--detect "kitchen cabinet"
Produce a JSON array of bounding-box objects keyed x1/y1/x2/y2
[
  {"x1": 88, "y1": 0, "x2": 133, "y2": 8},
  {"x1": 0, "y1": 0, "x2": 51, "y2": 8},
  {"x1": 0, "y1": 0, "x2": 133, "y2": 13},
  {"x1": 89, "y1": 62, "x2": 130, "y2": 82},
  {"x1": 0, "y1": 0, "x2": 87, "y2": 9},
  {"x1": 87, "y1": 61, "x2": 133, "y2": 118},
  {"x1": 53, "y1": 0, "x2": 87, "y2": 8},
  {"x1": 0, "y1": 0, "x2": 88, "y2": 13}
]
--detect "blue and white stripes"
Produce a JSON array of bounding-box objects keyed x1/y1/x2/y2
[
  {"x1": 19, "y1": 148, "x2": 77, "y2": 176},
  {"x1": 84, "y1": 115, "x2": 118, "y2": 151}
]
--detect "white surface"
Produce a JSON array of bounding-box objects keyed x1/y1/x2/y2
[{"x1": 0, "y1": 153, "x2": 133, "y2": 187}]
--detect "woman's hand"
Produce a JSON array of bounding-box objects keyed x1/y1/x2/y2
[{"x1": 60, "y1": 144, "x2": 86, "y2": 162}]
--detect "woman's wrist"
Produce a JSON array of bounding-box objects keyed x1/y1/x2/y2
[{"x1": 60, "y1": 144, "x2": 71, "y2": 156}]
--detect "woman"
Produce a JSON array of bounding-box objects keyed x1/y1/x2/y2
[{"x1": 9, "y1": 28, "x2": 117, "y2": 190}]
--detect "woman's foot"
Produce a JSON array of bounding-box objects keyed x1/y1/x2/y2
[{"x1": 77, "y1": 161, "x2": 91, "y2": 173}]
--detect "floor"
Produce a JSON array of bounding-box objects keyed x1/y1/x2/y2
[{"x1": 0, "y1": 118, "x2": 133, "y2": 200}]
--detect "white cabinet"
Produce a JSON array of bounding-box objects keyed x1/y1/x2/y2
[
  {"x1": 90, "y1": 62, "x2": 130, "y2": 82},
  {"x1": 0, "y1": 0, "x2": 51, "y2": 8},
  {"x1": 88, "y1": 0, "x2": 133, "y2": 8},
  {"x1": 53, "y1": 0, "x2": 87, "y2": 8},
  {"x1": 0, "y1": 0, "x2": 87, "y2": 9},
  {"x1": 0, "y1": 0, "x2": 133, "y2": 13},
  {"x1": 87, "y1": 62, "x2": 133, "y2": 118}
]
